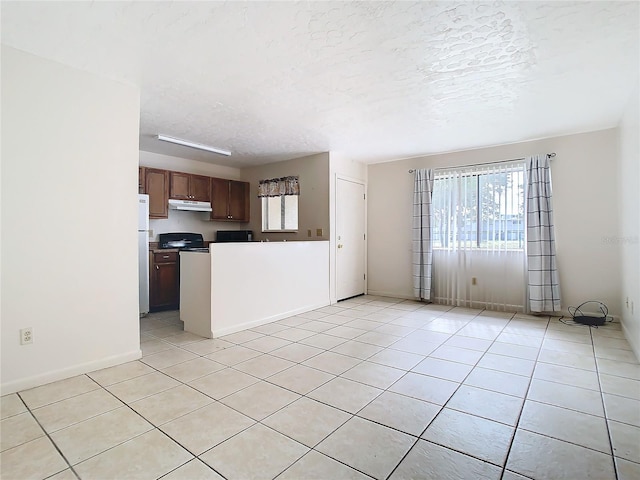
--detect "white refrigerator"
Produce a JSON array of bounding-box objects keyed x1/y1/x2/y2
[{"x1": 138, "y1": 194, "x2": 150, "y2": 316}]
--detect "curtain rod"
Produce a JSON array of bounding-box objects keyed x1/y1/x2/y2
[{"x1": 408, "y1": 152, "x2": 556, "y2": 173}]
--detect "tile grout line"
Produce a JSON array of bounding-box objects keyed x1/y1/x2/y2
[
  {"x1": 88, "y1": 358, "x2": 228, "y2": 479},
  {"x1": 16, "y1": 388, "x2": 84, "y2": 480},
  {"x1": 384, "y1": 306, "x2": 513, "y2": 480},
  {"x1": 498, "y1": 314, "x2": 559, "y2": 480},
  {"x1": 148, "y1": 297, "x2": 410, "y2": 479},
  {"x1": 591, "y1": 325, "x2": 621, "y2": 480},
  {"x1": 152, "y1": 302, "x2": 546, "y2": 478},
  {"x1": 199, "y1": 300, "x2": 454, "y2": 478},
  {"x1": 11, "y1": 298, "x2": 632, "y2": 480}
]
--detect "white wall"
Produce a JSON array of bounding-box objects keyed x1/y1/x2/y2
[
  {"x1": 329, "y1": 153, "x2": 368, "y2": 303},
  {"x1": 242, "y1": 153, "x2": 330, "y2": 242},
  {"x1": 368, "y1": 129, "x2": 623, "y2": 317},
  {"x1": 618, "y1": 83, "x2": 640, "y2": 359},
  {"x1": 139, "y1": 151, "x2": 244, "y2": 241},
  {"x1": 209, "y1": 242, "x2": 330, "y2": 335},
  {"x1": 1, "y1": 46, "x2": 142, "y2": 394}
]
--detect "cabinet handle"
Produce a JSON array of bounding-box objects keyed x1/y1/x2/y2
[
  {"x1": 163, "y1": 255, "x2": 169, "y2": 259},
  {"x1": 155, "y1": 265, "x2": 159, "y2": 270}
]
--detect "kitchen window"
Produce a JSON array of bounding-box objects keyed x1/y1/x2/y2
[
  {"x1": 262, "y1": 195, "x2": 298, "y2": 231},
  {"x1": 258, "y1": 176, "x2": 300, "y2": 232}
]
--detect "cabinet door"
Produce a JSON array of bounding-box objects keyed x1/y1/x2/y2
[
  {"x1": 138, "y1": 167, "x2": 145, "y2": 193},
  {"x1": 210, "y1": 178, "x2": 230, "y2": 220},
  {"x1": 151, "y1": 261, "x2": 179, "y2": 309},
  {"x1": 191, "y1": 175, "x2": 211, "y2": 202},
  {"x1": 145, "y1": 169, "x2": 169, "y2": 219},
  {"x1": 170, "y1": 172, "x2": 191, "y2": 199},
  {"x1": 228, "y1": 181, "x2": 250, "y2": 222}
]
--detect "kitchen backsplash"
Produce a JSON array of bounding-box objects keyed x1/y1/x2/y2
[{"x1": 148, "y1": 209, "x2": 242, "y2": 242}]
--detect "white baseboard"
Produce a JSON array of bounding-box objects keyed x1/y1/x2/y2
[
  {"x1": 211, "y1": 301, "x2": 330, "y2": 338},
  {"x1": 0, "y1": 349, "x2": 142, "y2": 396},
  {"x1": 621, "y1": 321, "x2": 640, "y2": 363},
  {"x1": 365, "y1": 290, "x2": 415, "y2": 301}
]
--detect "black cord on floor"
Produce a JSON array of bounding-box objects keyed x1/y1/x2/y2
[{"x1": 558, "y1": 316, "x2": 599, "y2": 328}]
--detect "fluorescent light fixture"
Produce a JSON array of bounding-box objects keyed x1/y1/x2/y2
[{"x1": 157, "y1": 134, "x2": 231, "y2": 156}]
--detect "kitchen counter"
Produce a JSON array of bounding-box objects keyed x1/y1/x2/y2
[{"x1": 179, "y1": 242, "x2": 330, "y2": 338}]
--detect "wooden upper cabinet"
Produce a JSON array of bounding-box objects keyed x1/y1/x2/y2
[
  {"x1": 170, "y1": 172, "x2": 190, "y2": 199},
  {"x1": 210, "y1": 178, "x2": 231, "y2": 220},
  {"x1": 138, "y1": 167, "x2": 146, "y2": 194},
  {"x1": 210, "y1": 178, "x2": 250, "y2": 222},
  {"x1": 170, "y1": 172, "x2": 210, "y2": 202},
  {"x1": 191, "y1": 175, "x2": 211, "y2": 201},
  {"x1": 228, "y1": 181, "x2": 249, "y2": 221},
  {"x1": 145, "y1": 168, "x2": 169, "y2": 219}
]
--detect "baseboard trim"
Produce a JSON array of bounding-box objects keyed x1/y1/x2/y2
[
  {"x1": 211, "y1": 301, "x2": 330, "y2": 338},
  {"x1": 621, "y1": 321, "x2": 640, "y2": 363},
  {"x1": 0, "y1": 349, "x2": 142, "y2": 396},
  {"x1": 365, "y1": 290, "x2": 415, "y2": 301}
]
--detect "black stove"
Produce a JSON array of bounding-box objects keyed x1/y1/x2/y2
[{"x1": 158, "y1": 232, "x2": 205, "y2": 250}]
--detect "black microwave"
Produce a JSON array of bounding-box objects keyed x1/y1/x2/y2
[{"x1": 215, "y1": 230, "x2": 253, "y2": 242}]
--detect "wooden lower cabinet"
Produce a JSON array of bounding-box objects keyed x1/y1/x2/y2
[{"x1": 150, "y1": 251, "x2": 179, "y2": 311}]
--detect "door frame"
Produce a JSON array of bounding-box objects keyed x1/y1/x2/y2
[{"x1": 334, "y1": 174, "x2": 367, "y2": 303}]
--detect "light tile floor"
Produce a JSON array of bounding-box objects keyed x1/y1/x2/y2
[{"x1": 2, "y1": 296, "x2": 640, "y2": 479}]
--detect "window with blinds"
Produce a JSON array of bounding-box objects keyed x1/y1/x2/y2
[{"x1": 431, "y1": 161, "x2": 526, "y2": 250}]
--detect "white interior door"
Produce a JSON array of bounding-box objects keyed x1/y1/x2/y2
[{"x1": 336, "y1": 178, "x2": 366, "y2": 301}]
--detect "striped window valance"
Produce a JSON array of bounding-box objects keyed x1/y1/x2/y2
[{"x1": 257, "y1": 176, "x2": 300, "y2": 197}]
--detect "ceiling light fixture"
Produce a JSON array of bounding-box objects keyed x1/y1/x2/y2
[{"x1": 157, "y1": 134, "x2": 231, "y2": 156}]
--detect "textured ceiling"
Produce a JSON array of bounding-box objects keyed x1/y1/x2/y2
[{"x1": 2, "y1": 1, "x2": 638, "y2": 167}]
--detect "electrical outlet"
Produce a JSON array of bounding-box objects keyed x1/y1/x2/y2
[
  {"x1": 20, "y1": 327, "x2": 33, "y2": 345},
  {"x1": 471, "y1": 277, "x2": 477, "y2": 285},
  {"x1": 148, "y1": 229, "x2": 154, "y2": 238},
  {"x1": 307, "y1": 229, "x2": 312, "y2": 237},
  {"x1": 316, "y1": 228, "x2": 323, "y2": 237}
]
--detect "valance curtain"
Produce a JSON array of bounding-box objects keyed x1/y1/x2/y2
[
  {"x1": 412, "y1": 169, "x2": 434, "y2": 301},
  {"x1": 257, "y1": 176, "x2": 300, "y2": 197},
  {"x1": 430, "y1": 161, "x2": 527, "y2": 311},
  {"x1": 525, "y1": 154, "x2": 561, "y2": 313}
]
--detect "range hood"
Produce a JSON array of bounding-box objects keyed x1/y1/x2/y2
[{"x1": 168, "y1": 199, "x2": 213, "y2": 212}]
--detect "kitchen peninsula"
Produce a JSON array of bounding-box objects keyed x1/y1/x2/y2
[{"x1": 179, "y1": 241, "x2": 330, "y2": 338}]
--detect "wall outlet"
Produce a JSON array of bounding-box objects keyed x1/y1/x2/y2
[
  {"x1": 307, "y1": 229, "x2": 312, "y2": 237},
  {"x1": 20, "y1": 327, "x2": 33, "y2": 345},
  {"x1": 471, "y1": 277, "x2": 477, "y2": 285},
  {"x1": 316, "y1": 228, "x2": 323, "y2": 237},
  {"x1": 148, "y1": 229, "x2": 154, "y2": 238}
]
